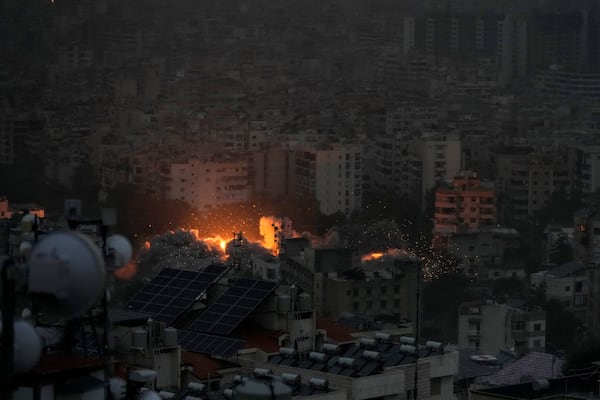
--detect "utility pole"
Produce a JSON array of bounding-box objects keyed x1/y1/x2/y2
[{"x1": 413, "y1": 263, "x2": 421, "y2": 400}]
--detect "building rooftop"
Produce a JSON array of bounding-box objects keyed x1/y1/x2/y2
[
  {"x1": 268, "y1": 335, "x2": 446, "y2": 378},
  {"x1": 457, "y1": 348, "x2": 500, "y2": 381},
  {"x1": 471, "y1": 371, "x2": 599, "y2": 399},
  {"x1": 316, "y1": 318, "x2": 356, "y2": 343},
  {"x1": 483, "y1": 352, "x2": 564, "y2": 387},
  {"x1": 181, "y1": 352, "x2": 238, "y2": 380},
  {"x1": 544, "y1": 261, "x2": 588, "y2": 278}
]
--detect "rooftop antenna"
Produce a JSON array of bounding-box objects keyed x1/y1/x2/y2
[{"x1": 0, "y1": 201, "x2": 132, "y2": 400}]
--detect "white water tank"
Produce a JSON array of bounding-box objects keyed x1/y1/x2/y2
[
  {"x1": 337, "y1": 357, "x2": 356, "y2": 368},
  {"x1": 359, "y1": 337, "x2": 376, "y2": 348},
  {"x1": 309, "y1": 378, "x2": 328, "y2": 390},
  {"x1": 133, "y1": 329, "x2": 147, "y2": 349},
  {"x1": 232, "y1": 377, "x2": 292, "y2": 400},
  {"x1": 298, "y1": 293, "x2": 311, "y2": 311},
  {"x1": 278, "y1": 294, "x2": 291, "y2": 312},
  {"x1": 164, "y1": 327, "x2": 177, "y2": 347},
  {"x1": 322, "y1": 343, "x2": 339, "y2": 354}
]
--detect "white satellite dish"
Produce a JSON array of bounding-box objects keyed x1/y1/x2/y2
[
  {"x1": 138, "y1": 390, "x2": 161, "y2": 400},
  {"x1": 109, "y1": 377, "x2": 127, "y2": 400},
  {"x1": 0, "y1": 320, "x2": 42, "y2": 373},
  {"x1": 106, "y1": 235, "x2": 133, "y2": 268},
  {"x1": 27, "y1": 231, "x2": 106, "y2": 318}
]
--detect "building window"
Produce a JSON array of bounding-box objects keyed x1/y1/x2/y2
[
  {"x1": 533, "y1": 339, "x2": 541, "y2": 348},
  {"x1": 381, "y1": 286, "x2": 387, "y2": 295},
  {"x1": 430, "y1": 378, "x2": 441, "y2": 396},
  {"x1": 366, "y1": 288, "x2": 372, "y2": 295},
  {"x1": 346, "y1": 289, "x2": 351, "y2": 296},
  {"x1": 394, "y1": 299, "x2": 400, "y2": 307},
  {"x1": 576, "y1": 281, "x2": 583, "y2": 292},
  {"x1": 534, "y1": 323, "x2": 542, "y2": 331},
  {"x1": 353, "y1": 302, "x2": 359, "y2": 312},
  {"x1": 353, "y1": 288, "x2": 359, "y2": 296},
  {"x1": 380, "y1": 300, "x2": 387, "y2": 309},
  {"x1": 366, "y1": 301, "x2": 372, "y2": 310},
  {"x1": 565, "y1": 286, "x2": 571, "y2": 292},
  {"x1": 512, "y1": 321, "x2": 525, "y2": 331}
]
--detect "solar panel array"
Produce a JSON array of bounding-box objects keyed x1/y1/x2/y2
[
  {"x1": 187, "y1": 278, "x2": 277, "y2": 336},
  {"x1": 125, "y1": 265, "x2": 227, "y2": 325},
  {"x1": 178, "y1": 329, "x2": 245, "y2": 357}
]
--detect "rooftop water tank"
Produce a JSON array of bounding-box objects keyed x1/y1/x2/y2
[
  {"x1": 232, "y1": 377, "x2": 292, "y2": 400},
  {"x1": 164, "y1": 327, "x2": 177, "y2": 347},
  {"x1": 298, "y1": 293, "x2": 311, "y2": 311},
  {"x1": 278, "y1": 294, "x2": 291, "y2": 313}
]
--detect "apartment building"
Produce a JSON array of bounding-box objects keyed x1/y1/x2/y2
[
  {"x1": 293, "y1": 143, "x2": 362, "y2": 216},
  {"x1": 573, "y1": 208, "x2": 600, "y2": 266},
  {"x1": 417, "y1": 133, "x2": 463, "y2": 209},
  {"x1": 536, "y1": 67, "x2": 600, "y2": 101},
  {"x1": 252, "y1": 145, "x2": 295, "y2": 198},
  {"x1": 165, "y1": 154, "x2": 249, "y2": 210},
  {"x1": 531, "y1": 261, "x2": 589, "y2": 323},
  {"x1": 434, "y1": 171, "x2": 495, "y2": 235},
  {"x1": 444, "y1": 228, "x2": 521, "y2": 278},
  {"x1": 570, "y1": 145, "x2": 600, "y2": 194},
  {"x1": 458, "y1": 300, "x2": 546, "y2": 356},
  {"x1": 498, "y1": 14, "x2": 528, "y2": 86},
  {"x1": 321, "y1": 259, "x2": 419, "y2": 323},
  {"x1": 494, "y1": 153, "x2": 570, "y2": 221}
]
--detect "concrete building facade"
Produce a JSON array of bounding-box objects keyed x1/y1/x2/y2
[{"x1": 458, "y1": 300, "x2": 546, "y2": 356}]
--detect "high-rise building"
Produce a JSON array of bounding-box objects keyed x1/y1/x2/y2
[
  {"x1": 498, "y1": 14, "x2": 528, "y2": 86},
  {"x1": 293, "y1": 144, "x2": 362, "y2": 216},
  {"x1": 165, "y1": 155, "x2": 249, "y2": 210},
  {"x1": 570, "y1": 145, "x2": 600, "y2": 194},
  {"x1": 417, "y1": 132, "x2": 463, "y2": 208},
  {"x1": 434, "y1": 171, "x2": 496, "y2": 235}
]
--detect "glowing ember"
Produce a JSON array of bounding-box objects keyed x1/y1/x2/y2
[
  {"x1": 202, "y1": 235, "x2": 230, "y2": 254},
  {"x1": 115, "y1": 260, "x2": 137, "y2": 279},
  {"x1": 362, "y1": 252, "x2": 384, "y2": 262}
]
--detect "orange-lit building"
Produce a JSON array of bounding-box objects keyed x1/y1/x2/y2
[{"x1": 434, "y1": 171, "x2": 495, "y2": 234}]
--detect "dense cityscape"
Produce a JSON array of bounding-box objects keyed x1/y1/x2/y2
[{"x1": 3, "y1": 0, "x2": 600, "y2": 399}]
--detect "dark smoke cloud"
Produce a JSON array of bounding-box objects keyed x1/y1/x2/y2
[
  {"x1": 138, "y1": 229, "x2": 222, "y2": 276},
  {"x1": 319, "y1": 219, "x2": 407, "y2": 253}
]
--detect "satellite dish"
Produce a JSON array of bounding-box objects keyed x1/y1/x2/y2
[
  {"x1": 110, "y1": 377, "x2": 127, "y2": 400},
  {"x1": 107, "y1": 235, "x2": 133, "y2": 268},
  {"x1": 0, "y1": 320, "x2": 42, "y2": 373},
  {"x1": 27, "y1": 231, "x2": 106, "y2": 318},
  {"x1": 138, "y1": 390, "x2": 161, "y2": 400}
]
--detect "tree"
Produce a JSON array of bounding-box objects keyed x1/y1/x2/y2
[
  {"x1": 492, "y1": 277, "x2": 527, "y2": 302},
  {"x1": 545, "y1": 298, "x2": 583, "y2": 351},
  {"x1": 422, "y1": 270, "x2": 472, "y2": 343},
  {"x1": 563, "y1": 337, "x2": 600, "y2": 373}
]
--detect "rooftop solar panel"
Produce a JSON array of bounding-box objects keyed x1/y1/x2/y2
[
  {"x1": 356, "y1": 361, "x2": 380, "y2": 377},
  {"x1": 270, "y1": 355, "x2": 284, "y2": 364},
  {"x1": 383, "y1": 353, "x2": 403, "y2": 368},
  {"x1": 186, "y1": 278, "x2": 277, "y2": 335},
  {"x1": 298, "y1": 359, "x2": 314, "y2": 369},
  {"x1": 178, "y1": 329, "x2": 245, "y2": 358},
  {"x1": 124, "y1": 266, "x2": 228, "y2": 326}
]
